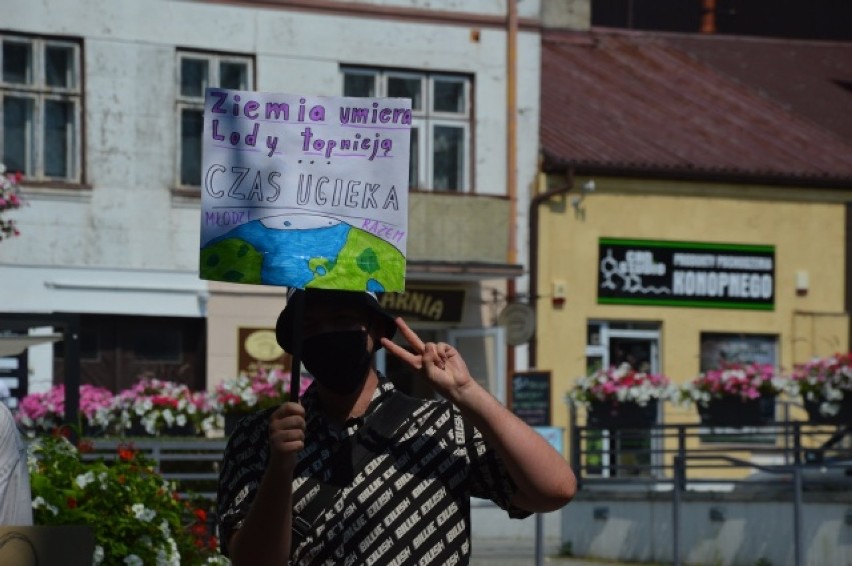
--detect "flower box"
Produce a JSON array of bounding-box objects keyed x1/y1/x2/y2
[
  {"x1": 803, "y1": 396, "x2": 852, "y2": 425},
  {"x1": 679, "y1": 362, "x2": 783, "y2": 426},
  {"x1": 587, "y1": 400, "x2": 658, "y2": 429},
  {"x1": 570, "y1": 363, "x2": 673, "y2": 428},
  {"x1": 697, "y1": 396, "x2": 775, "y2": 427},
  {"x1": 789, "y1": 354, "x2": 852, "y2": 426}
]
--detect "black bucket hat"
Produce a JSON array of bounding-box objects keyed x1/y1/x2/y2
[{"x1": 275, "y1": 288, "x2": 397, "y2": 353}]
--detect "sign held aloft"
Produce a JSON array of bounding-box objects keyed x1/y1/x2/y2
[{"x1": 199, "y1": 89, "x2": 411, "y2": 292}]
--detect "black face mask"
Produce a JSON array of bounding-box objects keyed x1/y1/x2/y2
[{"x1": 301, "y1": 330, "x2": 372, "y2": 396}]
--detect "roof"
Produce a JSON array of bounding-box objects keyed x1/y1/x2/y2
[
  {"x1": 540, "y1": 29, "x2": 852, "y2": 184},
  {"x1": 667, "y1": 34, "x2": 852, "y2": 142}
]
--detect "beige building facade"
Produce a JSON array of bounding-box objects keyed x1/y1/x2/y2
[{"x1": 535, "y1": 176, "x2": 852, "y2": 432}]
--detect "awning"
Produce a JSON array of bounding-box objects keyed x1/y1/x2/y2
[{"x1": 0, "y1": 334, "x2": 63, "y2": 358}]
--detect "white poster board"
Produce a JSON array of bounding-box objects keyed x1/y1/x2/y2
[{"x1": 200, "y1": 89, "x2": 411, "y2": 292}]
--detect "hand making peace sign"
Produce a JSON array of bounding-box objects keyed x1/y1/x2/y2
[{"x1": 381, "y1": 317, "x2": 476, "y2": 403}]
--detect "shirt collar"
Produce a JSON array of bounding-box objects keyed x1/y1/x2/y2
[{"x1": 302, "y1": 373, "x2": 397, "y2": 437}]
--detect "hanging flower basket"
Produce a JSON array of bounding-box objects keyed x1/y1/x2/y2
[
  {"x1": 569, "y1": 363, "x2": 672, "y2": 429},
  {"x1": 788, "y1": 354, "x2": 852, "y2": 426},
  {"x1": 587, "y1": 399, "x2": 659, "y2": 429},
  {"x1": 679, "y1": 362, "x2": 783, "y2": 427}
]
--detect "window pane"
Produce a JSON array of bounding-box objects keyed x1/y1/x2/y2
[
  {"x1": 180, "y1": 108, "x2": 204, "y2": 185},
  {"x1": 3, "y1": 40, "x2": 32, "y2": 85},
  {"x1": 44, "y1": 99, "x2": 74, "y2": 178},
  {"x1": 219, "y1": 61, "x2": 247, "y2": 90},
  {"x1": 180, "y1": 58, "x2": 208, "y2": 97},
  {"x1": 432, "y1": 125, "x2": 464, "y2": 191},
  {"x1": 433, "y1": 79, "x2": 466, "y2": 113},
  {"x1": 343, "y1": 72, "x2": 375, "y2": 97},
  {"x1": 3, "y1": 96, "x2": 34, "y2": 175},
  {"x1": 45, "y1": 45, "x2": 75, "y2": 88},
  {"x1": 409, "y1": 127, "x2": 419, "y2": 189},
  {"x1": 388, "y1": 76, "x2": 422, "y2": 111}
]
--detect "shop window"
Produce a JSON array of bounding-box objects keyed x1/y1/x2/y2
[
  {"x1": 698, "y1": 332, "x2": 779, "y2": 444},
  {"x1": 1, "y1": 34, "x2": 81, "y2": 182},
  {"x1": 53, "y1": 315, "x2": 205, "y2": 392},
  {"x1": 341, "y1": 66, "x2": 471, "y2": 192},
  {"x1": 176, "y1": 50, "x2": 253, "y2": 189}
]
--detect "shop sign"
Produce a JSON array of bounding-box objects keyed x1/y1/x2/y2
[
  {"x1": 378, "y1": 287, "x2": 466, "y2": 323},
  {"x1": 598, "y1": 238, "x2": 775, "y2": 310},
  {"x1": 237, "y1": 327, "x2": 291, "y2": 375}
]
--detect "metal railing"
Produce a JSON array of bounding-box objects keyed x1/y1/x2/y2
[
  {"x1": 83, "y1": 438, "x2": 228, "y2": 500},
  {"x1": 569, "y1": 412, "x2": 851, "y2": 566}
]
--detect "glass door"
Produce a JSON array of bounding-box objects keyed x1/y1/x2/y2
[{"x1": 584, "y1": 321, "x2": 662, "y2": 477}]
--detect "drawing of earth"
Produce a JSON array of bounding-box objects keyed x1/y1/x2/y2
[{"x1": 200, "y1": 213, "x2": 405, "y2": 292}]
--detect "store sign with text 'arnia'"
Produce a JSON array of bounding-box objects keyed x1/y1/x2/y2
[{"x1": 597, "y1": 238, "x2": 775, "y2": 310}]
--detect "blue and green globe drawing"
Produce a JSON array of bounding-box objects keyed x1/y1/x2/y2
[{"x1": 200, "y1": 213, "x2": 405, "y2": 292}]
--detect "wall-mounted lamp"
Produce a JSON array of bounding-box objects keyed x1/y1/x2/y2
[
  {"x1": 709, "y1": 507, "x2": 726, "y2": 522},
  {"x1": 571, "y1": 179, "x2": 596, "y2": 219},
  {"x1": 593, "y1": 506, "x2": 609, "y2": 521}
]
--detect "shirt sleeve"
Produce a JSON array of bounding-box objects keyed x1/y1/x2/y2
[
  {"x1": 455, "y1": 410, "x2": 532, "y2": 520},
  {"x1": 216, "y1": 409, "x2": 273, "y2": 556}
]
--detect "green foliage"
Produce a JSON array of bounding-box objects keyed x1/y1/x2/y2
[{"x1": 28, "y1": 434, "x2": 228, "y2": 565}]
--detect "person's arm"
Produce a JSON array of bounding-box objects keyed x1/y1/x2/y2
[
  {"x1": 227, "y1": 401, "x2": 305, "y2": 566},
  {"x1": 382, "y1": 317, "x2": 577, "y2": 513}
]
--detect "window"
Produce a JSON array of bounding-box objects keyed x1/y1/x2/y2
[
  {"x1": 698, "y1": 332, "x2": 778, "y2": 444},
  {"x1": 176, "y1": 51, "x2": 253, "y2": 188},
  {"x1": 342, "y1": 67, "x2": 471, "y2": 192},
  {"x1": 1, "y1": 34, "x2": 81, "y2": 182}
]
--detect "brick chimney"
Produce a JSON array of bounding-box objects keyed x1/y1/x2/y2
[{"x1": 701, "y1": 0, "x2": 717, "y2": 33}]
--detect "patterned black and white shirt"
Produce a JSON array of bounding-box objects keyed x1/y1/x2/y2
[{"x1": 217, "y1": 378, "x2": 529, "y2": 565}]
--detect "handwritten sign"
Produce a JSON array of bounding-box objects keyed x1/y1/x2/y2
[
  {"x1": 199, "y1": 89, "x2": 411, "y2": 292},
  {"x1": 511, "y1": 371, "x2": 551, "y2": 426}
]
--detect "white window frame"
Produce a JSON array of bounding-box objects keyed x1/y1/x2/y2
[
  {"x1": 341, "y1": 66, "x2": 471, "y2": 192},
  {"x1": 175, "y1": 50, "x2": 253, "y2": 190},
  {"x1": 0, "y1": 34, "x2": 82, "y2": 183}
]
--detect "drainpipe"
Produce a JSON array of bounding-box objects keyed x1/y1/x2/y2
[
  {"x1": 506, "y1": 0, "x2": 519, "y2": 382},
  {"x1": 528, "y1": 168, "x2": 574, "y2": 368}
]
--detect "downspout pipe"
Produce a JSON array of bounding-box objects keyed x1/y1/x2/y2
[
  {"x1": 528, "y1": 168, "x2": 574, "y2": 368},
  {"x1": 505, "y1": 0, "x2": 518, "y2": 391}
]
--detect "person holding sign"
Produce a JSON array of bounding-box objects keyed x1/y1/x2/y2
[{"x1": 216, "y1": 288, "x2": 576, "y2": 565}]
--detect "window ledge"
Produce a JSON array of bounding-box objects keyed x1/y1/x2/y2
[{"x1": 21, "y1": 181, "x2": 93, "y2": 202}]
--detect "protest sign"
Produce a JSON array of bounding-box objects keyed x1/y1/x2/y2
[{"x1": 199, "y1": 89, "x2": 411, "y2": 292}]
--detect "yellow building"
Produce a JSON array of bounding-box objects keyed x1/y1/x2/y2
[{"x1": 536, "y1": 29, "x2": 852, "y2": 459}]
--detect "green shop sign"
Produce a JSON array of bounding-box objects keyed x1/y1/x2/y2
[{"x1": 597, "y1": 238, "x2": 775, "y2": 310}]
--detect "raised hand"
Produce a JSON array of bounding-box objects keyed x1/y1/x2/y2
[
  {"x1": 381, "y1": 317, "x2": 475, "y2": 403},
  {"x1": 267, "y1": 402, "x2": 306, "y2": 472}
]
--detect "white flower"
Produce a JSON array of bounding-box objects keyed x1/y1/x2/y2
[
  {"x1": 93, "y1": 546, "x2": 104, "y2": 565},
  {"x1": 124, "y1": 555, "x2": 144, "y2": 566},
  {"x1": 155, "y1": 537, "x2": 180, "y2": 566},
  {"x1": 75, "y1": 471, "x2": 95, "y2": 490},
  {"x1": 176, "y1": 413, "x2": 187, "y2": 427},
  {"x1": 32, "y1": 496, "x2": 59, "y2": 516},
  {"x1": 132, "y1": 503, "x2": 156, "y2": 522}
]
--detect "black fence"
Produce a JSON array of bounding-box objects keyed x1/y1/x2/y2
[{"x1": 83, "y1": 438, "x2": 227, "y2": 500}]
